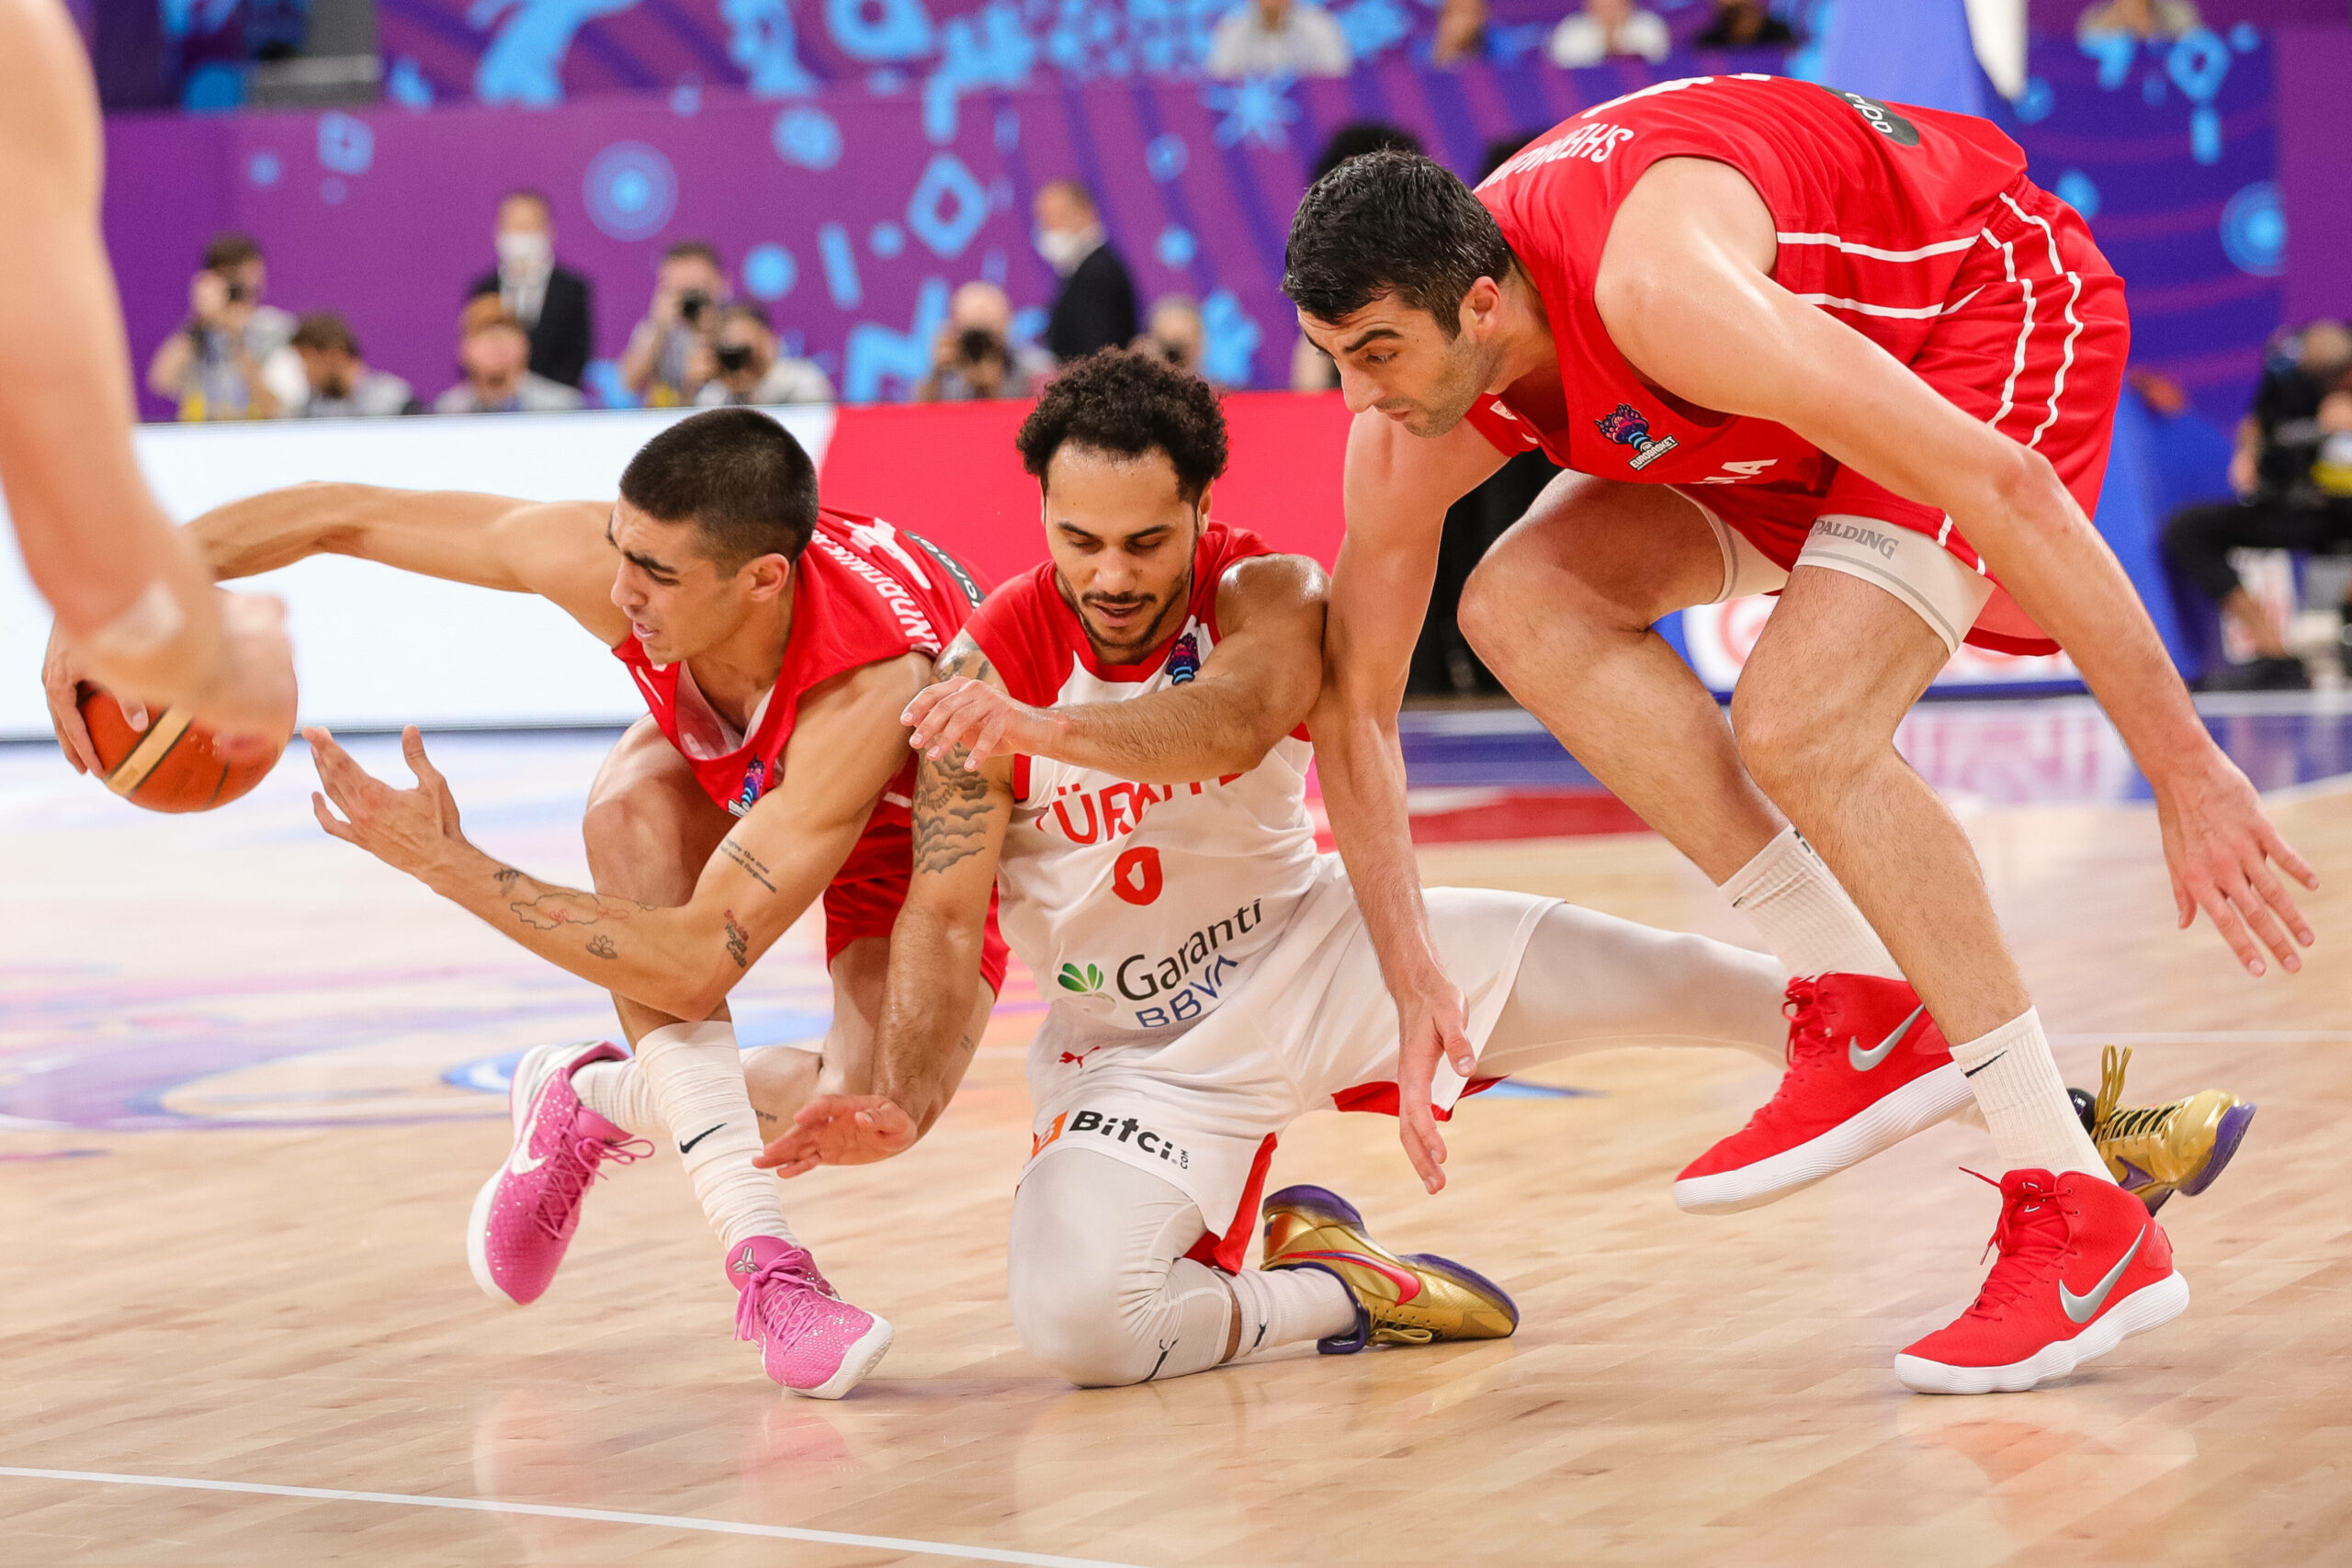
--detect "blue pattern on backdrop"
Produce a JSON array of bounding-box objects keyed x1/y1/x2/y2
[{"x1": 103, "y1": 37, "x2": 2280, "y2": 427}]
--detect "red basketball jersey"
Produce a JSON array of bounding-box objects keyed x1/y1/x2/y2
[
  {"x1": 612, "y1": 508, "x2": 987, "y2": 873},
  {"x1": 1464, "y1": 73, "x2": 2038, "y2": 491}
]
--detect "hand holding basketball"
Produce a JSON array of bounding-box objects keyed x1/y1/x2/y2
[
  {"x1": 753, "y1": 1095, "x2": 918, "y2": 1176},
  {"x1": 2154, "y1": 751, "x2": 2319, "y2": 977},
  {"x1": 45, "y1": 592, "x2": 296, "y2": 774},
  {"x1": 308, "y1": 726, "x2": 470, "y2": 881}
]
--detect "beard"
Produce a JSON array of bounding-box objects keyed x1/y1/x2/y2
[{"x1": 1383, "y1": 331, "x2": 1492, "y2": 438}]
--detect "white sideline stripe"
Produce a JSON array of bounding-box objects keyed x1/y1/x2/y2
[
  {"x1": 0, "y1": 1467, "x2": 1144, "y2": 1567},
  {"x1": 2050, "y1": 1032, "x2": 2352, "y2": 1044},
  {"x1": 1789, "y1": 287, "x2": 1984, "y2": 321},
  {"x1": 1777, "y1": 231, "x2": 1979, "y2": 262}
]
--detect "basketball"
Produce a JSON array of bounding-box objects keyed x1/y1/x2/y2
[{"x1": 77, "y1": 686, "x2": 282, "y2": 813}]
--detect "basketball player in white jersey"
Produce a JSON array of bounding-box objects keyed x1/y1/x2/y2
[
  {"x1": 3, "y1": 0, "x2": 293, "y2": 754},
  {"x1": 744, "y1": 352, "x2": 1800, "y2": 1381}
]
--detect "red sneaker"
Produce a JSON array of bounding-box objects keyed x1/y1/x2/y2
[
  {"x1": 1674, "y1": 974, "x2": 1970, "y2": 1213},
  {"x1": 1896, "y1": 1168, "x2": 2188, "y2": 1393}
]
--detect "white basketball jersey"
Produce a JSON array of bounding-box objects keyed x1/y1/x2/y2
[{"x1": 965, "y1": 524, "x2": 1321, "y2": 1032}]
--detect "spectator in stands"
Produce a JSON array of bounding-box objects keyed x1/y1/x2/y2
[
  {"x1": 1430, "y1": 0, "x2": 1487, "y2": 65},
  {"x1": 289, "y1": 312, "x2": 420, "y2": 417},
  {"x1": 2163, "y1": 321, "x2": 2352, "y2": 690},
  {"x1": 1291, "y1": 123, "x2": 1425, "y2": 392},
  {"x1": 1205, "y1": 0, "x2": 1353, "y2": 79},
  {"x1": 1695, "y1": 0, "x2": 1796, "y2": 47},
  {"x1": 690, "y1": 303, "x2": 834, "y2": 406},
  {"x1": 619, "y1": 240, "x2": 729, "y2": 406},
  {"x1": 1136, "y1": 295, "x2": 1209, "y2": 380},
  {"x1": 918, "y1": 282, "x2": 1050, "y2": 401},
  {"x1": 2076, "y1": 0, "x2": 2201, "y2": 41},
  {"x1": 1550, "y1": 0, "x2": 1671, "y2": 65},
  {"x1": 1035, "y1": 183, "x2": 1138, "y2": 364},
  {"x1": 144, "y1": 231, "x2": 306, "y2": 421},
  {"x1": 435, "y1": 297, "x2": 583, "y2": 415},
  {"x1": 467, "y1": 190, "x2": 593, "y2": 390}
]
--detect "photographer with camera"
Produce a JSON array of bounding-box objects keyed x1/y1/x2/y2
[
  {"x1": 916, "y1": 281, "x2": 1050, "y2": 402},
  {"x1": 618, "y1": 240, "x2": 729, "y2": 407},
  {"x1": 689, "y1": 302, "x2": 834, "y2": 406},
  {"x1": 1136, "y1": 294, "x2": 1207, "y2": 380},
  {"x1": 143, "y1": 232, "x2": 307, "y2": 422}
]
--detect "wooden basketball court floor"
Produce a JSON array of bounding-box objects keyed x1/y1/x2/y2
[{"x1": 2, "y1": 697, "x2": 2349, "y2": 1567}]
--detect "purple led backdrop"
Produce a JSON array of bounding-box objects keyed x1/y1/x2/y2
[{"x1": 101, "y1": 37, "x2": 2292, "y2": 423}]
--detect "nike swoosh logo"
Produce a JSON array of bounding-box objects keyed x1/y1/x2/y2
[
  {"x1": 2060, "y1": 1224, "x2": 2147, "y2": 1324},
  {"x1": 1291, "y1": 1248, "x2": 1422, "y2": 1304},
  {"x1": 1962, "y1": 1050, "x2": 2007, "y2": 1078},
  {"x1": 678, "y1": 1123, "x2": 725, "y2": 1156},
  {"x1": 508, "y1": 1091, "x2": 550, "y2": 1175},
  {"x1": 1849, "y1": 1004, "x2": 1926, "y2": 1071}
]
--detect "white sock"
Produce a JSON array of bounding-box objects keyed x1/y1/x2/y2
[
  {"x1": 1719, "y1": 826, "x2": 1902, "y2": 979},
  {"x1": 1227, "y1": 1266, "x2": 1357, "y2": 1359},
  {"x1": 1948, "y1": 1007, "x2": 2106, "y2": 1178},
  {"x1": 635, "y1": 1021, "x2": 797, "y2": 1251},
  {"x1": 572, "y1": 1057, "x2": 662, "y2": 1137}
]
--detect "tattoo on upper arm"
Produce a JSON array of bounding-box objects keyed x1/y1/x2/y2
[
  {"x1": 723, "y1": 910, "x2": 751, "y2": 969},
  {"x1": 910, "y1": 644, "x2": 1001, "y2": 875},
  {"x1": 585, "y1": 934, "x2": 617, "y2": 960},
  {"x1": 913, "y1": 750, "x2": 994, "y2": 874},
  {"x1": 718, "y1": 837, "x2": 777, "y2": 892}
]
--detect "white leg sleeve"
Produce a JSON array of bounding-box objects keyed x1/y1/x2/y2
[{"x1": 1478, "y1": 902, "x2": 1793, "y2": 1077}]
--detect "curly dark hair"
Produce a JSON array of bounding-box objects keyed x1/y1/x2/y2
[
  {"x1": 1015, "y1": 349, "x2": 1228, "y2": 502},
  {"x1": 1283, "y1": 149, "x2": 1514, "y2": 337}
]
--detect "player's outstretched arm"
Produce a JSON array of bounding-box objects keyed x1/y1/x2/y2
[
  {"x1": 1318, "y1": 411, "x2": 1506, "y2": 1194},
  {"x1": 305, "y1": 655, "x2": 930, "y2": 1018},
  {"x1": 1600, "y1": 155, "x2": 2316, "y2": 978},
  {"x1": 904, "y1": 556, "x2": 1329, "y2": 782},
  {"x1": 44, "y1": 486, "x2": 628, "y2": 770},
  {"x1": 2, "y1": 0, "x2": 291, "y2": 759},
  {"x1": 760, "y1": 651, "x2": 1015, "y2": 1175}
]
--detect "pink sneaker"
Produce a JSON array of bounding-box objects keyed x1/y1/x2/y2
[
  {"x1": 468, "y1": 1041, "x2": 650, "y2": 1306},
  {"x1": 727, "y1": 1237, "x2": 894, "y2": 1399}
]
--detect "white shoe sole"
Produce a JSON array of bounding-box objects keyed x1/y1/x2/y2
[
  {"x1": 465, "y1": 1041, "x2": 579, "y2": 1307},
  {"x1": 787, "y1": 1315, "x2": 896, "y2": 1401},
  {"x1": 1674, "y1": 1062, "x2": 1973, "y2": 1214},
  {"x1": 1894, "y1": 1270, "x2": 2189, "y2": 1393}
]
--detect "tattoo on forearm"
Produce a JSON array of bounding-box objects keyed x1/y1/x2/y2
[
  {"x1": 723, "y1": 910, "x2": 751, "y2": 970},
  {"x1": 585, "y1": 934, "x2": 617, "y2": 960},
  {"x1": 492, "y1": 867, "x2": 522, "y2": 887},
  {"x1": 718, "y1": 837, "x2": 777, "y2": 892},
  {"x1": 756, "y1": 1109, "x2": 777, "y2": 1125},
  {"x1": 508, "y1": 885, "x2": 647, "y2": 931}
]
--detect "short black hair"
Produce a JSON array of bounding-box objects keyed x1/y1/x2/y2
[
  {"x1": 618, "y1": 408, "x2": 820, "y2": 570},
  {"x1": 1283, "y1": 150, "x2": 1514, "y2": 337},
  {"x1": 290, "y1": 310, "x2": 359, "y2": 356},
  {"x1": 203, "y1": 231, "x2": 263, "y2": 272},
  {"x1": 1015, "y1": 351, "x2": 1227, "y2": 504},
  {"x1": 1309, "y1": 120, "x2": 1423, "y2": 187},
  {"x1": 662, "y1": 238, "x2": 723, "y2": 268}
]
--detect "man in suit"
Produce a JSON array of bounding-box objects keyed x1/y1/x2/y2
[
  {"x1": 468, "y1": 190, "x2": 594, "y2": 390},
  {"x1": 1036, "y1": 180, "x2": 1137, "y2": 365}
]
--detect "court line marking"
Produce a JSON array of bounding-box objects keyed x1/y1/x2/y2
[
  {"x1": 2049, "y1": 1032, "x2": 2352, "y2": 1044},
  {"x1": 0, "y1": 1466, "x2": 1144, "y2": 1567}
]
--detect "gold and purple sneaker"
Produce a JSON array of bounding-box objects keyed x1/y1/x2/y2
[
  {"x1": 2075, "y1": 1045, "x2": 2256, "y2": 1215},
  {"x1": 1261, "y1": 1185, "x2": 1518, "y2": 1353}
]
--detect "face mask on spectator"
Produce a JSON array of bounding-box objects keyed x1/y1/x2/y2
[
  {"x1": 497, "y1": 231, "x2": 553, "y2": 273},
  {"x1": 1035, "y1": 226, "x2": 1095, "y2": 276}
]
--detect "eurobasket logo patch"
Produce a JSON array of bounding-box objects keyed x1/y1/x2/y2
[{"x1": 1594, "y1": 402, "x2": 1679, "y2": 470}]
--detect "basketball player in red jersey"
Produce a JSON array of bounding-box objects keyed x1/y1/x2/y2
[
  {"x1": 41, "y1": 409, "x2": 1004, "y2": 1399},
  {"x1": 3, "y1": 0, "x2": 294, "y2": 757},
  {"x1": 1281, "y1": 75, "x2": 2314, "y2": 1393}
]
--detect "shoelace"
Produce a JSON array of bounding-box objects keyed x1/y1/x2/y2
[
  {"x1": 2088, "y1": 1043, "x2": 2177, "y2": 1143},
  {"x1": 733, "y1": 1249, "x2": 842, "y2": 1348},
  {"x1": 1727, "y1": 979, "x2": 1835, "y2": 1134},
  {"x1": 532, "y1": 1132, "x2": 653, "y2": 1241},
  {"x1": 1958, "y1": 1168, "x2": 2072, "y2": 1317}
]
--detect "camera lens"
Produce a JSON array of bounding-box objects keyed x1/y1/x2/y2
[
  {"x1": 715, "y1": 343, "x2": 754, "y2": 372},
  {"x1": 680, "y1": 291, "x2": 710, "y2": 322},
  {"x1": 957, "y1": 327, "x2": 1003, "y2": 364}
]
